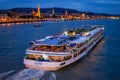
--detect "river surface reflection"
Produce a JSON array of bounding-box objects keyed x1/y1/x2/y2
[{"x1": 0, "y1": 20, "x2": 120, "y2": 80}]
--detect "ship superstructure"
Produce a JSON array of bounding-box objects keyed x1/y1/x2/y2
[{"x1": 24, "y1": 25, "x2": 104, "y2": 71}]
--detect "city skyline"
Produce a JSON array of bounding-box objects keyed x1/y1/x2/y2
[{"x1": 0, "y1": 0, "x2": 120, "y2": 14}]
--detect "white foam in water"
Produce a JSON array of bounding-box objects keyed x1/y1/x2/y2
[
  {"x1": 0, "y1": 69, "x2": 56, "y2": 80},
  {"x1": 50, "y1": 72, "x2": 56, "y2": 80},
  {"x1": 0, "y1": 70, "x2": 15, "y2": 80}
]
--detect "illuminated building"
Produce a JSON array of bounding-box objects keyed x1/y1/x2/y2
[
  {"x1": 81, "y1": 13, "x2": 86, "y2": 19},
  {"x1": 32, "y1": 4, "x2": 41, "y2": 18}
]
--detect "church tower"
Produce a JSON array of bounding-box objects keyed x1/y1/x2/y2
[
  {"x1": 37, "y1": 4, "x2": 41, "y2": 18},
  {"x1": 52, "y1": 8, "x2": 55, "y2": 14},
  {"x1": 65, "y1": 10, "x2": 68, "y2": 16},
  {"x1": 32, "y1": 4, "x2": 41, "y2": 18}
]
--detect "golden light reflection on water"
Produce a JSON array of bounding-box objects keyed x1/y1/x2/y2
[
  {"x1": 55, "y1": 39, "x2": 106, "y2": 80},
  {"x1": 88, "y1": 38, "x2": 105, "y2": 62}
]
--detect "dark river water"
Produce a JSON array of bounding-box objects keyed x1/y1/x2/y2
[{"x1": 0, "y1": 19, "x2": 120, "y2": 80}]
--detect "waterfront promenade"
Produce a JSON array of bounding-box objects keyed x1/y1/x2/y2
[{"x1": 0, "y1": 18, "x2": 57, "y2": 24}]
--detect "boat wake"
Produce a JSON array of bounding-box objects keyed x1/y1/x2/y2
[
  {"x1": 0, "y1": 69, "x2": 56, "y2": 80},
  {"x1": 0, "y1": 70, "x2": 15, "y2": 80}
]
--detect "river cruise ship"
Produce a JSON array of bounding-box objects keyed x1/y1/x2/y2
[{"x1": 24, "y1": 25, "x2": 104, "y2": 71}]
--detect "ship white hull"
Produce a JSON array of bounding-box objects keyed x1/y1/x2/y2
[{"x1": 24, "y1": 34, "x2": 104, "y2": 71}]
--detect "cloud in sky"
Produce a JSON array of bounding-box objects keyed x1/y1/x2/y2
[
  {"x1": 69, "y1": 0, "x2": 120, "y2": 14},
  {"x1": 85, "y1": 0, "x2": 120, "y2": 5}
]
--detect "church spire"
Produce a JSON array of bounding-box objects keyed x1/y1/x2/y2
[
  {"x1": 52, "y1": 8, "x2": 55, "y2": 14},
  {"x1": 32, "y1": 3, "x2": 41, "y2": 18},
  {"x1": 37, "y1": 4, "x2": 41, "y2": 18},
  {"x1": 65, "y1": 10, "x2": 68, "y2": 16}
]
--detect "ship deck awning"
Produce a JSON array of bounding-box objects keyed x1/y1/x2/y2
[
  {"x1": 35, "y1": 37, "x2": 67, "y2": 46},
  {"x1": 69, "y1": 36, "x2": 88, "y2": 43},
  {"x1": 90, "y1": 28, "x2": 100, "y2": 36}
]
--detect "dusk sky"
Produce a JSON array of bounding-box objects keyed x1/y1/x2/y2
[{"x1": 0, "y1": 0, "x2": 120, "y2": 14}]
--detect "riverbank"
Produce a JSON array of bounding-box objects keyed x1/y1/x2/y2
[{"x1": 1, "y1": 18, "x2": 118, "y2": 27}]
